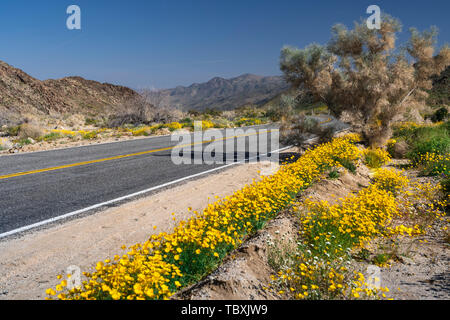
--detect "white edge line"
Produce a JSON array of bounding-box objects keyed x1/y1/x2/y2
[{"x1": 0, "y1": 146, "x2": 292, "y2": 239}]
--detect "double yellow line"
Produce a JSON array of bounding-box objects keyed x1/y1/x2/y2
[{"x1": 0, "y1": 129, "x2": 276, "y2": 181}]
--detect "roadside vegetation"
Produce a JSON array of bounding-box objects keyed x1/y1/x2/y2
[
  {"x1": 270, "y1": 166, "x2": 445, "y2": 300},
  {"x1": 46, "y1": 124, "x2": 448, "y2": 300},
  {"x1": 16, "y1": 10, "x2": 448, "y2": 300},
  {"x1": 0, "y1": 105, "x2": 271, "y2": 152},
  {"x1": 46, "y1": 134, "x2": 362, "y2": 299}
]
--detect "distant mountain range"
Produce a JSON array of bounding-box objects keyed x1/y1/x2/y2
[
  {"x1": 144, "y1": 74, "x2": 290, "y2": 111},
  {"x1": 0, "y1": 60, "x2": 290, "y2": 125},
  {"x1": 1, "y1": 59, "x2": 447, "y2": 127}
]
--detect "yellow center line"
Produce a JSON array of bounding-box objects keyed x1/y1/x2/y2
[
  {"x1": 319, "y1": 117, "x2": 332, "y2": 125},
  {"x1": 0, "y1": 129, "x2": 277, "y2": 180}
]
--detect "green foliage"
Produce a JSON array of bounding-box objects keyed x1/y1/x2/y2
[
  {"x1": 427, "y1": 66, "x2": 449, "y2": 107},
  {"x1": 38, "y1": 132, "x2": 63, "y2": 142},
  {"x1": 6, "y1": 125, "x2": 20, "y2": 137},
  {"x1": 407, "y1": 136, "x2": 450, "y2": 164},
  {"x1": 85, "y1": 117, "x2": 99, "y2": 126},
  {"x1": 430, "y1": 107, "x2": 448, "y2": 123},
  {"x1": 334, "y1": 157, "x2": 356, "y2": 174},
  {"x1": 328, "y1": 169, "x2": 340, "y2": 179},
  {"x1": 393, "y1": 121, "x2": 450, "y2": 164},
  {"x1": 373, "y1": 253, "x2": 390, "y2": 266},
  {"x1": 17, "y1": 138, "x2": 32, "y2": 146},
  {"x1": 82, "y1": 131, "x2": 98, "y2": 140}
]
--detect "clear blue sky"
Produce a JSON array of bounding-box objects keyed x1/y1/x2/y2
[{"x1": 0, "y1": 0, "x2": 449, "y2": 89}]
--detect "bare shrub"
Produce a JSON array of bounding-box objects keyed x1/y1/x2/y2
[
  {"x1": 150, "y1": 106, "x2": 184, "y2": 123},
  {"x1": 18, "y1": 123, "x2": 44, "y2": 140},
  {"x1": 140, "y1": 89, "x2": 185, "y2": 123},
  {"x1": 281, "y1": 113, "x2": 339, "y2": 146},
  {"x1": 221, "y1": 110, "x2": 236, "y2": 121},
  {"x1": 107, "y1": 96, "x2": 154, "y2": 127},
  {"x1": 280, "y1": 115, "x2": 318, "y2": 146},
  {"x1": 265, "y1": 94, "x2": 297, "y2": 121}
]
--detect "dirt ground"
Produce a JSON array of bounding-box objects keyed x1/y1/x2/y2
[
  {"x1": 0, "y1": 161, "x2": 271, "y2": 300},
  {"x1": 380, "y1": 217, "x2": 449, "y2": 300}
]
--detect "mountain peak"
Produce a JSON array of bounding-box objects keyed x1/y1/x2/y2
[{"x1": 152, "y1": 74, "x2": 289, "y2": 111}]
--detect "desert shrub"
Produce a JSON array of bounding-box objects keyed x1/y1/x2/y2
[
  {"x1": 203, "y1": 108, "x2": 222, "y2": 117},
  {"x1": 328, "y1": 169, "x2": 340, "y2": 179},
  {"x1": 280, "y1": 115, "x2": 319, "y2": 146},
  {"x1": 180, "y1": 117, "x2": 192, "y2": 124},
  {"x1": 281, "y1": 114, "x2": 338, "y2": 146},
  {"x1": 264, "y1": 106, "x2": 284, "y2": 122},
  {"x1": 151, "y1": 107, "x2": 184, "y2": 124},
  {"x1": 85, "y1": 117, "x2": 100, "y2": 126},
  {"x1": 187, "y1": 110, "x2": 201, "y2": 117},
  {"x1": 6, "y1": 125, "x2": 21, "y2": 137},
  {"x1": 315, "y1": 125, "x2": 337, "y2": 144},
  {"x1": 235, "y1": 105, "x2": 264, "y2": 118},
  {"x1": 18, "y1": 123, "x2": 44, "y2": 140},
  {"x1": 264, "y1": 95, "x2": 297, "y2": 121},
  {"x1": 334, "y1": 157, "x2": 357, "y2": 174},
  {"x1": 107, "y1": 96, "x2": 153, "y2": 127},
  {"x1": 280, "y1": 14, "x2": 450, "y2": 147},
  {"x1": 430, "y1": 107, "x2": 448, "y2": 123}
]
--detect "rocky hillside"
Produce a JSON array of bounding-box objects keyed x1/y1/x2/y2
[
  {"x1": 0, "y1": 60, "x2": 139, "y2": 125},
  {"x1": 147, "y1": 74, "x2": 290, "y2": 111}
]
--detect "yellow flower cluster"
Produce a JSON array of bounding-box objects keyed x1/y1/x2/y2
[
  {"x1": 201, "y1": 120, "x2": 215, "y2": 129},
  {"x1": 416, "y1": 152, "x2": 449, "y2": 176},
  {"x1": 274, "y1": 261, "x2": 390, "y2": 300},
  {"x1": 363, "y1": 148, "x2": 391, "y2": 168},
  {"x1": 50, "y1": 128, "x2": 107, "y2": 140},
  {"x1": 166, "y1": 122, "x2": 183, "y2": 131},
  {"x1": 129, "y1": 126, "x2": 156, "y2": 136},
  {"x1": 373, "y1": 168, "x2": 409, "y2": 196},
  {"x1": 273, "y1": 167, "x2": 445, "y2": 300},
  {"x1": 301, "y1": 183, "x2": 400, "y2": 249},
  {"x1": 235, "y1": 118, "x2": 264, "y2": 127},
  {"x1": 47, "y1": 134, "x2": 361, "y2": 300}
]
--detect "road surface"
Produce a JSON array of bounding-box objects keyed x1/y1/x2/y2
[{"x1": 0, "y1": 117, "x2": 348, "y2": 239}]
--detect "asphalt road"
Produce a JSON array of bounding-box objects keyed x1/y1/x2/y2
[{"x1": 0, "y1": 117, "x2": 348, "y2": 238}]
